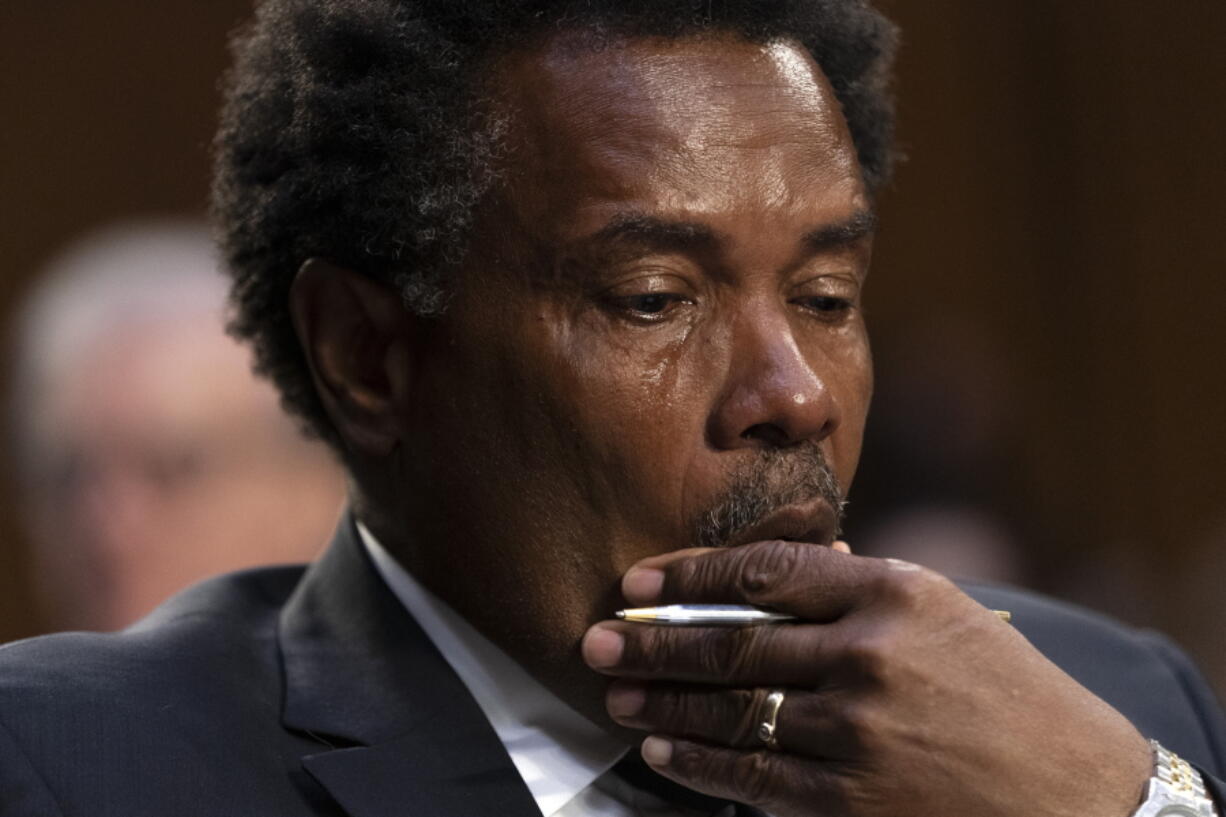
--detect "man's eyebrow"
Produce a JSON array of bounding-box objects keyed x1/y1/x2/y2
[
  {"x1": 585, "y1": 214, "x2": 719, "y2": 253},
  {"x1": 803, "y1": 210, "x2": 878, "y2": 250},
  {"x1": 572, "y1": 208, "x2": 876, "y2": 260}
]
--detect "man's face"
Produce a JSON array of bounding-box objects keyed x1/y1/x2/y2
[{"x1": 392, "y1": 32, "x2": 873, "y2": 714}]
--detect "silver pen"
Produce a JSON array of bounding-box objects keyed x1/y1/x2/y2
[
  {"x1": 616, "y1": 604, "x2": 1014, "y2": 625},
  {"x1": 615, "y1": 604, "x2": 798, "y2": 626}
]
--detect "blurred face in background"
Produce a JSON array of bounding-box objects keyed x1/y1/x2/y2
[
  {"x1": 12, "y1": 225, "x2": 346, "y2": 632},
  {"x1": 20, "y1": 314, "x2": 345, "y2": 630}
]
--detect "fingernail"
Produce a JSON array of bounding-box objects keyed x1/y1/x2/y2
[
  {"x1": 833, "y1": 540, "x2": 852, "y2": 554},
  {"x1": 623, "y1": 568, "x2": 664, "y2": 604},
  {"x1": 641, "y1": 736, "x2": 673, "y2": 766},
  {"x1": 582, "y1": 626, "x2": 625, "y2": 669},
  {"x1": 606, "y1": 683, "x2": 646, "y2": 721}
]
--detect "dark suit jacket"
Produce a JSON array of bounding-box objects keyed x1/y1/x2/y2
[{"x1": 2, "y1": 518, "x2": 1224, "y2": 816}]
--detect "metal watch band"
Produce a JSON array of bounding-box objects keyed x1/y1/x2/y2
[{"x1": 1131, "y1": 740, "x2": 1217, "y2": 817}]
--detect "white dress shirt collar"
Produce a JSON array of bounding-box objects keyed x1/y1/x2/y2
[{"x1": 356, "y1": 521, "x2": 629, "y2": 817}]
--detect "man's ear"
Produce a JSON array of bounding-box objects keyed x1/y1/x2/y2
[{"x1": 289, "y1": 258, "x2": 415, "y2": 457}]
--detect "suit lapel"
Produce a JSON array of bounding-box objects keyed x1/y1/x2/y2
[
  {"x1": 302, "y1": 731, "x2": 539, "y2": 817},
  {"x1": 278, "y1": 516, "x2": 540, "y2": 817}
]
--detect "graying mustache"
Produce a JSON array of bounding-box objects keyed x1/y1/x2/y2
[{"x1": 695, "y1": 447, "x2": 844, "y2": 550}]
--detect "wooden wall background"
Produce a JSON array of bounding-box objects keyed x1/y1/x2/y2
[{"x1": 2, "y1": 2, "x2": 1223, "y2": 687}]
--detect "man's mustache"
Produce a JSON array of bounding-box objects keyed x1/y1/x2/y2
[{"x1": 694, "y1": 443, "x2": 845, "y2": 549}]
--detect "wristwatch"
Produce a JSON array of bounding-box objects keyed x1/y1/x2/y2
[{"x1": 1131, "y1": 741, "x2": 1218, "y2": 817}]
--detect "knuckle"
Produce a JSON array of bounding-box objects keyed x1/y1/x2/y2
[
  {"x1": 823, "y1": 762, "x2": 873, "y2": 813},
  {"x1": 693, "y1": 631, "x2": 730, "y2": 677},
  {"x1": 729, "y1": 750, "x2": 781, "y2": 805},
  {"x1": 694, "y1": 628, "x2": 760, "y2": 679},
  {"x1": 836, "y1": 700, "x2": 884, "y2": 754},
  {"x1": 679, "y1": 688, "x2": 759, "y2": 746},
  {"x1": 638, "y1": 627, "x2": 681, "y2": 675},
  {"x1": 661, "y1": 688, "x2": 760, "y2": 745},
  {"x1": 797, "y1": 761, "x2": 853, "y2": 811},
  {"x1": 651, "y1": 685, "x2": 689, "y2": 728},
  {"x1": 842, "y1": 631, "x2": 893, "y2": 684},
  {"x1": 734, "y1": 540, "x2": 804, "y2": 600},
  {"x1": 671, "y1": 739, "x2": 706, "y2": 777},
  {"x1": 672, "y1": 740, "x2": 726, "y2": 789},
  {"x1": 675, "y1": 555, "x2": 718, "y2": 598},
  {"x1": 873, "y1": 561, "x2": 949, "y2": 611}
]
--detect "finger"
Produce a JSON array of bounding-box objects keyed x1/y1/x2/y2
[
  {"x1": 832, "y1": 540, "x2": 852, "y2": 554},
  {"x1": 625, "y1": 540, "x2": 886, "y2": 620},
  {"x1": 583, "y1": 619, "x2": 842, "y2": 686},
  {"x1": 639, "y1": 735, "x2": 839, "y2": 815},
  {"x1": 622, "y1": 547, "x2": 716, "y2": 602},
  {"x1": 607, "y1": 681, "x2": 856, "y2": 758}
]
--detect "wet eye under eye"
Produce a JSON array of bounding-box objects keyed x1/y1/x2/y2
[
  {"x1": 605, "y1": 291, "x2": 692, "y2": 320},
  {"x1": 625, "y1": 293, "x2": 680, "y2": 314},
  {"x1": 796, "y1": 295, "x2": 853, "y2": 315}
]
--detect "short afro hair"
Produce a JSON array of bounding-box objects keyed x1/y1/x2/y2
[{"x1": 211, "y1": 0, "x2": 899, "y2": 448}]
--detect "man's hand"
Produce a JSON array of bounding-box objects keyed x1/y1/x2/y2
[{"x1": 581, "y1": 541, "x2": 1152, "y2": 816}]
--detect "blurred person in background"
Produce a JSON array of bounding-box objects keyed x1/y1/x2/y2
[{"x1": 7, "y1": 221, "x2": 346, "y2": 631}]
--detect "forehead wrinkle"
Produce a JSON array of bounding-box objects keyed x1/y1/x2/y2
[
  {"x1": 493, "y1": 50, "x2": 682, "y2": 205},
  {"x1": 486, "y1": 31, "x2": 866, "y2": 272},
  {"x1": 526, "y1": 33, "x2": 844, "y2": 156}
]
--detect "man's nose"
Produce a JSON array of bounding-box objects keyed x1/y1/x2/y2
[{"x1": 707, "y1": 312, "x2": 840, "y2": 450}]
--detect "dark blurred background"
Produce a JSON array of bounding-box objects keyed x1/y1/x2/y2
[{"x1": 1, "y1": 2, "x2": 1223, "y2": 690}]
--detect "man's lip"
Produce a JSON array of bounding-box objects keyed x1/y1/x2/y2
[{"x1": 723, "y1": 498, "x2": 839, "y2": 549}]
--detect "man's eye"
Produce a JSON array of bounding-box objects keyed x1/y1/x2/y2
[
  {"x1": 795, "y1": 295, "x2": 853, "y2": 318},
  {"x1": 627, "y1": 293, "x2": 678, "y2": 313},
  {"x1": 608, "y1": 292, "x2": 690, "y2": 320}
]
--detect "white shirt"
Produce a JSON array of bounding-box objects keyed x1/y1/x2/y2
[{"x1": 359, "y1": 522, "x2": 719, "y2": 817}]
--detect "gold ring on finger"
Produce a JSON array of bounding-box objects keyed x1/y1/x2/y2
[{"x1": 756, "y1": 689, "x2": 786, "y2": 751}]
